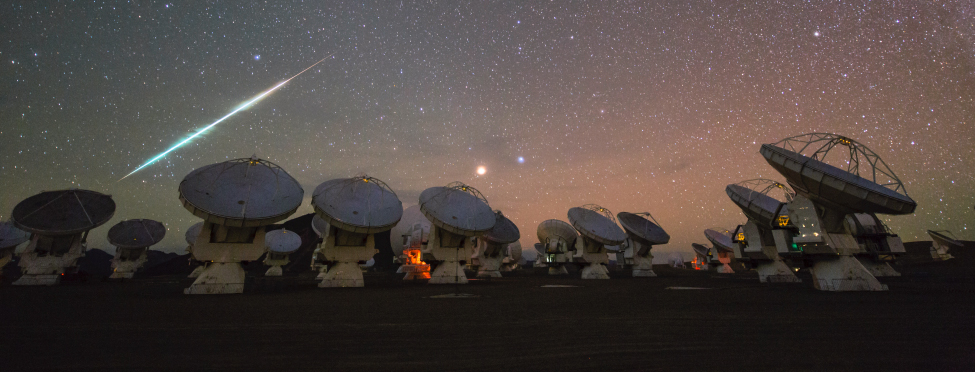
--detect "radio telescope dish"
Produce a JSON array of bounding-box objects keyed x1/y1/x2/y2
[
  {"x1": 419, "y1": 182, "x2": 495, "y2": 236},
  {"x1": 265, "y1": 229, "x2": 302, "y2": 254},
  {"x1": 311, "y1": 215, "x2": 329, "y2": 238},
  {"x1": 726, "y1": 179, "x2": 795, "y2": 227},
  {"x1": 536, "y1": 219, "x2": 578, "y2": 248},
  {"x1": 617, "y1": 212, "x2": 670, "y2": 245},
  {"x1": 10, "y1": 189, "x2": 115, "y2": 285},
  {"x1": 312, "y1": 175, "x2": 404, "y2": 234},
  {"x1": 568, "y1": 204, "x2": 626, "y2": 246},
  {"x1": 179, "y1": 156, "x2": 303, "y2": 294},
  {"x1": 11, "y1": 189, "x2": 116, "y2": 235},
  {"x1": 761, "y1": 133, "x2": 913, "y2": 291},
  {"x1": 314, "y1": 175, "x2": 403, "y2": 287},
  {"x1": 704, "y1": 229, "x2": 734, "y2": 253},
  {"x1": 691, "y1": 243, "x2": 710, "y2": 257},
  {"x1": 419, "y1": 182, "x2": 495, "y2": 284},
  {"x1": 107, "y1": 219, "x2": 165, "y2": 279},
  {"x1": 483, "y1": 211, "x2": 520, "y2": 245},
  {"x1": 536, "y1": 219, "x2": 577, "y2": 275},
  {"x1": 474, "y1": 211, "x2": 521, "y2": 277},
  {"x1": 263, "y1": 228, "x2": 302, "y2": 276},
  {"x1": 185, "y1": 222, "x2": 203, "y2": 245},
  {"x1": 179, "y1": 156, "x2": 304, "y2": 227},
  {"x1": 691, "y1": 243, "x2": 711, "y2": 270},
  {"x1": 760, "y1": 133, "x2": 916, "y2": 215},
  {"x1": 108, "y1": 219, "x2": 166, "y2": 249},
  {"x1": 616, "y1": 212, "x2": 669, "y2": 277},
  {"x1": 0, "y1": 222, "x2": 31, "y2": 249},
  {"x1": 927, "y1": 230, "x2": 962, "y2": 261},
  {"x1": 704, "y1": 228, "x2": 737, "y2": 274},
  {"x1": 568, "y1": 204, "x2": 624, "y2": 279}
]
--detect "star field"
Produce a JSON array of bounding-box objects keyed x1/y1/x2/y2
[{"x1": 1, "y1": 1, "x2": 973, "y2": 256}]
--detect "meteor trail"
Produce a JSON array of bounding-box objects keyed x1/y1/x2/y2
[{"x1": 118, "y1": 55, "x2": 331, "y2": 181}]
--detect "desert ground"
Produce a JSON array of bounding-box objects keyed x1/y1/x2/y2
[{"x1": 1, "y1": 241, "x2": 972, "y2": 371}]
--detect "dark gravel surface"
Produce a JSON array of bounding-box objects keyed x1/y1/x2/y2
[{"x1": 2, "y1": 244, "x2": 973, "y2": 371}]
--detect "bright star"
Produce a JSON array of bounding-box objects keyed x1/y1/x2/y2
[{"x1": 477, "y1": 166, "x2": 487, "y2": 175}]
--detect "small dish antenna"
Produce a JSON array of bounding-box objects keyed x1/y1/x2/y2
[
  {"x1": 473, "y1": 211, "x2": 520, "y2": 278},
  {"x1": 263, "y1": 228, "x2": 302, "y2": 276},
  {"x1": 617, "y1": 211, "x2": 670, "y2": 277},
  {"x1": 419, "y1": 182, "x2": 496, "y2": 284},
  {"x1": 725, "y1": 179, "x2": 801, "y2": 282},
  {"x1": 178, "y1": 156, "x2": 303, "y2": 294},
  {"x1": 313, "y1": 175, "x2": 403, "y2": 287},
  {"x1": 927, "y1": 230, "x2": 962, "y2": 261},
  {"x1": 568, "y1": 204, "x2": 625, "y2": 279},
  {"x1": 690, "y1": 243, "x2": 711, "y2": 271},
  {"x1": 536, "y1": 219, "x2": 578, "y2": 275},
  {"x1": 392, "y1": 205, "x2": 432, "y2": 280},
  {"x1": 703, "y1": 228, "x2": 736, "y2": 274},
  {"x1": 501, "y1": 241, "x2": 523, "y2": 272},
  {"x1": 10, "y1": 189, "x2": 116, "y2": 285},
  {"x1": 107, "y1": 219, "x2": 166, "y2": 279}
]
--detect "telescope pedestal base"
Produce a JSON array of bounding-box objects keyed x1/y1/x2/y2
[
  {"x1": 856, "y1": 258, "x2": 900, "y2": 277},
  {"x1": 716, "y1": 264, "x2": 735, "y2": 274},
  {"x1": 430, "y1": 261, "x2": 468, "y2": 284},
  {"x1": 632, "y1": 254, "x2": 656, "y2": 277},
  {"x1": 13, "y1": 274, "x2": 61, "y2": 286},
  {"x1": 401, "y1": 264, "x2": 431, "y2": 280},
  {"x1": 265, "y1": 266, "x2": 283, "y2": 277},
  {"x1": 319, "y1": 262, "x2": 365, "y2": 287},
  {"x1": 549, "y1": 266, "x2": 568, "y2": 275},
  {"x1": 810, "y1": 256, "x2": 887, "y2": 291},
  {"x1": 188, "y1": 265, "x2": 204, "y2": 278},
  {"x1": 756, "y1": 259, "x2": 797, "y2": 283},
  {"x1": 109, "y1": 271, "x2": 136, "y2": 279},
  {"x1": 476, "y1": 255, "x2": 504, "y2": 278},
  {"x1": 184, "y1": 263, "x2": 245, "y2": 294},
  {"x1": 110, "y1": 260, "x2": 143, "y2": 279},
  {"x1": 581, "y1": 264, "x2": 609, "y2": 279}
]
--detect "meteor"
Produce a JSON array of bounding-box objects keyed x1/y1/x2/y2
[{"x1": 118, "y1": 56, "x2": 331, "y2": 181}]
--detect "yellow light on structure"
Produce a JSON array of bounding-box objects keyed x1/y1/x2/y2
[
  {"x1": 736, "y1": 232, "x2": 746, "y2": 242},
  {"x1": 777, "y1": 215, "x2": 790, "y2": 227}
]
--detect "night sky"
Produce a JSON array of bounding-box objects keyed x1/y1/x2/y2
[{"x1": 1, "y1": 1, "x2": 972, "y2": 256}]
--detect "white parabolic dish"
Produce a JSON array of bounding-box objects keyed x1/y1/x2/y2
[
  {"x1": 179, "y1": 157, "x2": 304, "y2": 227},
  {"x1": 568, "y1": 206, "x2": 626, "y2": 246},
  {"x1": 927, "y1": 230, "x2": 964, "y2": 248},
  {"x1": 418, "y1": 184, "x2": 495, "y2": 236},
  {"x1": 12, "y1": 189, "x2": 116, "y2": 235},
  {"x1": 760, "y1": 138, "x2": 916, "y2": 215},
  {"x1": 726, "y1": 184, "x2": 786, "y2": 227},
  {"x1": 616, "y1": 212, "x2": 670, "y2": 245},
  {"x1": 691, "y1": 243, "x2": 710, "y2": 256},
  {"x1": 265, "y1": 229, "x2": 302, "y2": 253},
  {"x1": 108, "y1": 219, "x2": 167, "y2": 248},
  {"x1": 312, "y1": 176, "x2": 403, "y2": 234},
  {"x1": 704, "y1": 229, "x2": 734, "y2": 252},
  {"x1": 483, "y1": 212, "x2": 520, "y2": 244},
  {"x1": 185, "y1": 222, "x2": 203, "y2": 245},
  {"x1": 0, "y1": 222, "x2": 31, "y2": 248},
  {"x1": 536, "y1": 219, "x2": 578, "y2": 244}
]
